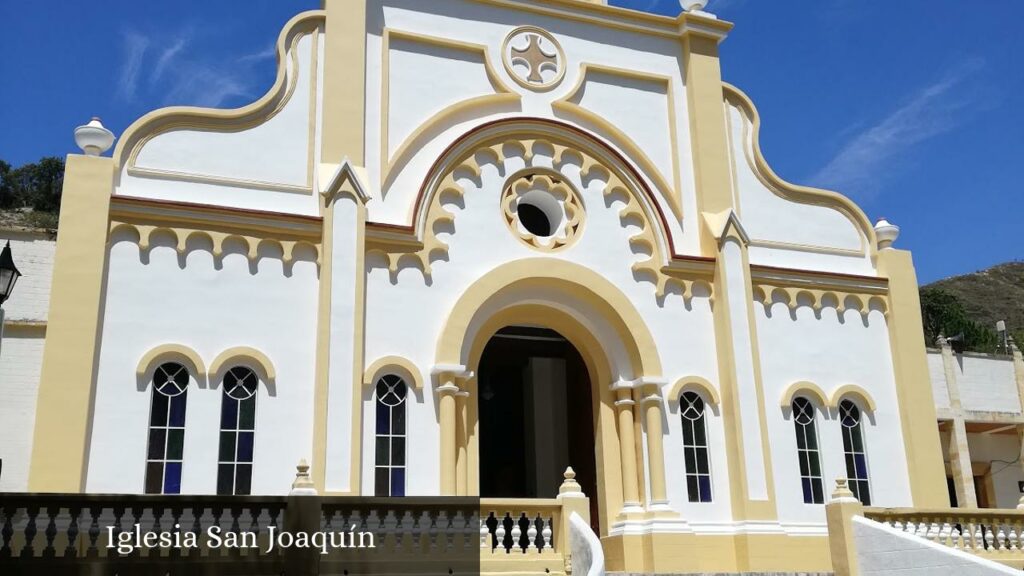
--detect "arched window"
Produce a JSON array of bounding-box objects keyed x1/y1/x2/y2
[
  {"x1": 679, "y1": 391, "x2": 712, "y2": 503},
  {"x1": 840, "y1": 399, "x2": 871, "y2": 505},
  {"x1": 217, "y1": 367, "x2": 258, "y2": 495},
  {"x1": 374, "y1": 375, "x2": 407, "y2": 496},
  {"x1": 145, "y1": 362, "x2": 189, "y2": 494},
  {"x1": 792, "y1": 397, "x2": 824, "y2": 504}
]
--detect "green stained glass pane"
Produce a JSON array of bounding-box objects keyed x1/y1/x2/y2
[
  {"x1": 239, "y1": 397, "x2": 256, "y2": 431},
  {"x1": 219, "y1": 431, "x2": 236, "y2": 462},
  {"x1": 167, "y1": 429, "x2": 184, "y2": 460}
]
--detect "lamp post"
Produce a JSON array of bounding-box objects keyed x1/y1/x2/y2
[{"x1": 0, "y1": 241, "x2": 23, "y2": 359}]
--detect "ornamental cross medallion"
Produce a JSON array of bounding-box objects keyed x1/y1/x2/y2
[{"x1": 510, "y1": 34, "x2": 558, "y2": 84}]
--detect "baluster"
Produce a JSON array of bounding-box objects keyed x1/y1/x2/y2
[
  {"x1": 86, "y1": 506, "x2": 103, "y2": 557},
  {"x1": 212, "y1": 506, "x2": 225, "y2": 556},
  {"x1": 42, "y1": 506, "x2": 59, "y2": 558},
  {"x1": 248, "y1": 506, "x2": 261, "y2": 555},
  {"x1": 972, "y1": 523, "x2": 984, "y2": 551},
  {"x1": 480, "y1": 518, "x2": 490, "y2": 550},
  {"x1": 150, "y1": 505, "x2": 165, "y2": 558},
  {"x1": 997, "y1": 525, "x2": 1007, "y2": 552},
  {"x1": 940, "y1": 522, "x2": 951, "y2": 547},
  {"x1": 1, "y1": 506, "x2": 15, "y2": 557},
  {"x1": 543, "y1": 516, "x2": 553, "y2": 553},
  {"x1": 228, "y1": 506, "x2": 242, "y2": 557},
  {"x1": 450, "y1": 511, "x2": 465, "y2": 553},
  {"x1": 950, "y1": 523, "x2": 963, "y2": 550},
  {"x1": 915, "y1": 520, "x2": 928, "y2": 539},
  {"x1": 189, "y1": 506, "x2": 203, "y2": 558},
  {"x1": 64, "y1": 506, "x2": 80, "y2": 557},
  {"x1": 983, "y1": 523, "x2": 993, "y2": 551},
  {"x1": 167, "y1": 505, "x2": 183, "y2": 559},
  {"x1": 528, "y1": 515, "x2": 539, "y2": 553},
  {"x1": 892, "y1": 520, "x2": 903, "y2": 532},
  {"x1": 1008, "y1": 525, "x2": 1019, "y2": 551},
  {"x1": 495, "y1": 515, "x2": 507, "y2": 554},
  {"x1": 267, "y1": 505, "x2": 282, "y2": 557},
  {"x1": 511, "y1": 514, "x2": 523, "y2": 553},
  {"x1": 20, "y1": 505, "x2": 39, "y2": 558}
]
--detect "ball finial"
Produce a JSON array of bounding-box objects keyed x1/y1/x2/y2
[
  {"x1": 680, "y1": 0, "x2": 708, "y2": 12},
  {"x1": 874, "y1": 217, "x2": 901, "y2": 250}
]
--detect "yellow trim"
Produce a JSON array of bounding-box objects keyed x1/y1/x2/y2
[
  {"x1": 363, "y1": 356, "x2": 424, "y2": 390},
  {"x1": 135, "y1": 344, "x2": 208, "y2": 382},
  {"x1": 436, "y1": 258, "x2": 662, "y2": 378},
  {"x1": 779, "y1": 380, "x2": 829, "y2": 408},
  {"x1": 380, "y1": 28, "x2": 518, "y2": 186},
  {"x1": 321, "y1": 0, "x2": 365, "y2": 164},
  {"x1": 553, "y1": 63, "x2": 682, "y2": 220},
  {"x1": 208, "y1": 346, "x2": 277, "y2": 387},
  {"x1": 723, "y1": 83, "x2": 876, "y2": 257},
  {"x1": 115, "y1": 11, "x2": 325, "y2": 182},
  {"x1": 500, "y1": 25, "x2": 566, "y2": 91},
  {"x1": 668, "y1": 376, "x2": 721, "y2": 405},
  {"x1": 829, "y1": 384, "x2": 878, "y2": 412},
  {"x1": 28, "y1": 155, "x2": 115, "y2": 492}
]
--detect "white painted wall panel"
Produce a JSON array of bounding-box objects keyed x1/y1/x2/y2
[
  {"x1": 928, "y1": 351, "x2": 951, "y2": 410},
  {"x1": 966, "y1": 432, "x2": 1024, "y2": 509},
  {"x1": 86, "y1": 240, "x2": 319, "y2": 495},
  {"x1": 0, "y1": 330, "x2": 44, "y2": 491},
  {"x1": 758, "y1": 302, "x2": 913, "y2": 527}
]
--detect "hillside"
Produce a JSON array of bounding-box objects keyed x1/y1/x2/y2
[{"x1": 923, "y1": 261, "x2": 1024, "y2": 346}]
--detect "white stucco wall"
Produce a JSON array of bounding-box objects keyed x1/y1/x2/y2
[
  {"x1": 928, "y1": 351, "x2": 951, "y2": 410},
  {"x1": 85, "y1": 237, "x2": 319, "y2": 495},
  {"x1": 0, "y1": 230, "x2": 55, "y2": 491},
  {"x1": 758, "y1": 302, "x2": 912, "y2": 528}
]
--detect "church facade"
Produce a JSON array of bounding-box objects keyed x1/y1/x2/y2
[{"x1": 19, "y1": 0, "x2": 954, "y2": 572}]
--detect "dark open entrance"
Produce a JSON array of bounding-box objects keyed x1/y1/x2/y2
[{"x1": 478, "y1": 326, "x2": 600, "y2": 529}]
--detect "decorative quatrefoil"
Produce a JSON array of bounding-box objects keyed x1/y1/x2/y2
[{"x1": 502, "y1": 26, "x2": 565, "y2": 91}]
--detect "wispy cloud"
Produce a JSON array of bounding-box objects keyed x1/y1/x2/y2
[
  {"x1": 810, "y1": 59, "x2": 986, "y2": 200},
  {"x1": 116, "y1": 30, "x2": 150, "y2": 102},
  {"x1": 114, "y1": 24, "x2": 272, "y2": 109}
]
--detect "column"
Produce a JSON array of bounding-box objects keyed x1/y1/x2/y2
[
  {"x1": 638, "y1": 380, "x2": 672, "y2": 514},
  {"x1": 938, "y1": 335, "x2": 977, "y2": 508},
  {"x1": 433, "y1": 365, "x2": 472, "y2": 496},
  {"x1": 613, "y1": 381, "x2": 643, "y2": 517},
  {"x1": 456, "y1": 389, "x2": 469, "y2": 496}
]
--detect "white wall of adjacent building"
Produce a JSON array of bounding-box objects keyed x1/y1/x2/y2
[{"x1": 0, "y1": 229, "x2": 56, "y2": 491}]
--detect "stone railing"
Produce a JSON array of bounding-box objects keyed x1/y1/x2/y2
[
  {"x1": 480, "y1": 498, "x2": 559, "y2": 554},
  {"x1": 863, "y1": 507, "x2": 1024, "y2": 557},
  {"x1": 826, "y1": 478, "x2": 1024, "y2": 575}
]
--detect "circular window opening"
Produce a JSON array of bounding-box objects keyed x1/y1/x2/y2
[{"x1": 516, "y1": 189, "x2": 563, "y2": 238}]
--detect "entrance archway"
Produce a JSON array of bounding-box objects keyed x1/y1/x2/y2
[
  {"x1": 477, "y1": 326, "x2": 599, "y2": 525},
  {"x1": 435, "y1": 258, "x2": 665, "y2": 534}
]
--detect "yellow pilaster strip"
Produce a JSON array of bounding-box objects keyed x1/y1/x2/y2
[
  {"x1": 614, "y1": 388, "x2": 643, "y2": 517},
  {"x1": 320, "y1": 0, "x2": 366, "y2": 165},
  {"x1": 28, "y1": 155, "x2": 114, "y2": 492},
  {"x1": 438, "y1": 380, "x2": 459, "y2": 496},
  {"x1": 877, "y1": 248, "x2": 948, "y2": 506},
  {"x1": 680, "y1": 20, "x2": 732, "y2": 255}
]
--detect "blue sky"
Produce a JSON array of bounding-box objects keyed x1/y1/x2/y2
[{"x1": 1, "y1": 1, "x2": 1020, "y2": 284}]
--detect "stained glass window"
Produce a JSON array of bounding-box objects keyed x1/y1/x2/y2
[
  {"x1": 374, "y1": 375, "x2": 407, "y2": 496},
  {"x1": 217, "y1": 367, "x2": 258, "y2": 495},
  {"x1": 792, "y1": 397, "x2": 824, "y2": 504},
  {"x1": 840, "y1": 399, "x2": 871, "y2": 505},
  {"x1": 679, "y1": 391, "x2": 712, "y2": 503},
  {"x1": 145, "y1": 362, "x2": 189, "y2": 494}
]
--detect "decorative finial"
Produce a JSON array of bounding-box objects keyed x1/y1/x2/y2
[
  {"x1": 74, "y1": 117, "x2": 115, "y2": 156},
  {"x1": 1017, "y1": 493, "x2": 1024, "y2": 511},
  {"x1": 830, "y1": 478, "x2": 860, "y2": 503},
  {"x1": 680, "y1": 0, "x2": 708, "y2": 12},
  {"x1": 936, "y1": 333, "x2": 948, "y2": 348},
  {"x1": 874, "y1": 217, "x2": 900, "y2": 250},
  {"x1": 559, "y1": 466, "x2": 584, "y2": 496},
  {"x1": 290, "y1": 459, "x2": 318, "y2": 495}
]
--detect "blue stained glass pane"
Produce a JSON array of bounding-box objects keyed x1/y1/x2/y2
[
  {"x1": 854, "y1": 454, "x2": 868, "y2": 478},
  {"x1": 164, "y1": 462, "x2": 182, "y2": 494},
  {"x1": 237, "y1": 431, "x2": 255, "y2": 462},
  {"x1": 697, "y1": 476, "x2": 712, "y2": 502},
  {"x1": 391, "y1": 468, "x2": 405, "y2": 496},
  {"x1": 221, "y1": 395, "x2": 238, "y2": 429},
  {"x1": 239, "y1": 397, "x2": 256, "y2": 430},
  {"x1": 376, "y1": 402, "x2": 390, "y2": 434},
  {"x1": 169, "y1": 393, "x2": 187, "y2": 427},
  {"x1": 150, "y1": 391, "x2": 168, "y2": 427},
  {"x1": 801, "y1": 478, "x2": 813, "y2": 504}
]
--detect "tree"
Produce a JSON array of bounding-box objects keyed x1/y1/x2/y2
[
  {"x1": 0, "y1": 157, "x2": 65, "y2": 213},
  {"x1": 920, "y1": 287, "x2": 999, "y2": 352}
]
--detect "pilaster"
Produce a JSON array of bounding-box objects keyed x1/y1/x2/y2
[
  {"x1": 29, "y1": 154, "x2": 114, "y2": 492},
  {"x1": 320, "y1": 0, "x2": 366, "y2": 165}
]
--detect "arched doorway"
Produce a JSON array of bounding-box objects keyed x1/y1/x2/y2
[{"x1": 477, "y1": 326, "x2": 599, "y2": 526}]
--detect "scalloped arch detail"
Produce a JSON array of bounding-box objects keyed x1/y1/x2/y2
[
  {"x1": 209, "y1": 346, "x2": 277, "y2": 389},
  {"x1": 830, "y1": 384, "x2": 878, "y2": 412},
  {"x1": 668, "y1": 376, "x2": 721, "y2": 406},
  {"x1": 780, "y1": 380, "x2": 829, "y2": 408}
]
